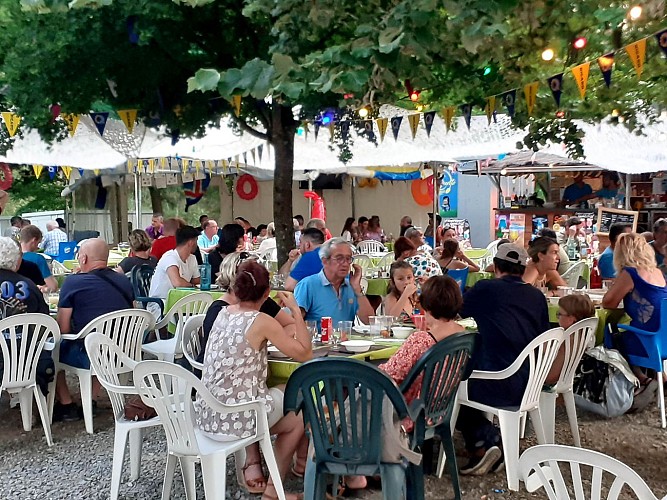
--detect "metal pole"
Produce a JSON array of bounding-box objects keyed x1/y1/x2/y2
[
  {"x1": 625, "y1": 173, "x2": 631, "y2": 210},
  {"x1": 308, "y1": 178, "x2": 313, "y2": 219},
  {"x1": 432, "y1": 163, "x2": 439, "y2": 244},
  {"x1": 134, "y1": 173, "x2": 141, "y2": 231},
  {"x1": 350, "y1": 176, "x2": 356, "y2": 218}
]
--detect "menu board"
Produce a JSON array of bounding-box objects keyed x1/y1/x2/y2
[{"x1": 596, "y1": 207, "x2": 639, "y2": 235}]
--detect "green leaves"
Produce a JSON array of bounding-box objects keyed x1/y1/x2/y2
[{"x1": 187, "y1": 68, "x2": 220, "y2": 93}]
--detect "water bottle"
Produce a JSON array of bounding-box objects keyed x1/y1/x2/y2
[{"x1": 199, "y1": 253, "x2": 211, "y2": 291}]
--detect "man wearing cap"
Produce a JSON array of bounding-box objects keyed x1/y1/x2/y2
[{"x1": 456, "y1": 243, "x2": 549, "y2": 475}]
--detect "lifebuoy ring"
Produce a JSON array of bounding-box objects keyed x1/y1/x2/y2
[
  {"x1": 411, "y1": 177, "x2": 433, "y2": 206},
  {"x1": 236, "y1": 174, "x2": 258, "y2": 200},
  {"x1": 0, "y1": 164, "x2": 13, "y2": 191}
]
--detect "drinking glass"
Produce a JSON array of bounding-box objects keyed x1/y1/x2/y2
[
  {"x1": 412, "y1": 314, "x2": 426, "y2": 331},
  {"x1": 306, "y1": 320, "x2": 319, "y2": 344},
  {"x1": 369, "y1": 316, "x2": 381, "y2": 339},
  {"x1": 331, "y1": 328, "x2": 341, "y2": 349},
  {"x1": 337, "y1": 321, "x2": 352, "y2": 342}
]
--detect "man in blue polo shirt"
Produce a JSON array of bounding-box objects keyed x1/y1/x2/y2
[
  {"x1": 294, "y1": 237, "x2": 374, "y2": 327},
  {"x1": 19, "y1": 225, "x2": 58, "y2": 292},
  {"x1": 561, "y1": 173, "x2": 593, "y2": 206},
  {"x1": 283, "y1": 227, "x2": 326, "y2": 291},
  {"x1": 598, "y1": 222, "x2": 632, "y2": 279}
]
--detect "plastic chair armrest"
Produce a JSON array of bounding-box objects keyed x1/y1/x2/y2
[
  {"x1": 618, "y1": 324, "x2": 659, "y2": 337},
  {"x1": 407, "y1": 399, "x2": 425, "y2": 423},
  {"x1": 136, "y1": 297, "x2": 164, "y2": 318},
  {"x1": 468, "y1": 360, "x2": 523, "y2": 381},
  {"x1": 61, "y1": 332, "x2": 84, "y2": 341},
  {"x1": 197, "y1": 389, "x2": 265, "y2": 418}
]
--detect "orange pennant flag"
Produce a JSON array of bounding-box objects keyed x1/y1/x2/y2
[
  {"x1": 1, "y1": 112, "x2": 21, "y2": 137},
  {"x1": 625, "y1": 38, "x2": 647, "y2": 79},
  {"x1": 376, "y1": 118, "x2": 388, "y2": 142},
  {"x1": 524, "y1": 82, "x2": 539, "y2": 116},
  {"x1": 407, "y1": 114, "x2": 420, "y2": 139},
  {"x1": 571, "y1": 62, "x2": 591, "y2": 99},
  {"x1": 231, "y1": 95, "x2": 242, "y2": 117}
]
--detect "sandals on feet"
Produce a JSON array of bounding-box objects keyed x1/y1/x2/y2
[{"x1": 241, "y1": 460, "x2": 267, "y2": 494}]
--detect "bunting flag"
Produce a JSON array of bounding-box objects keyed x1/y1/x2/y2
[
  {"x1": 257, "y1": 144, "x2": 263, "y2": 162},
  {"x1": 423, "y1": 111, "x2": 436, "y2": 137},
  {"x1": 546, "y1": 73, "x2": 564, "y2": 107},
  {"x1": 313, "y1": 122, "x2": 320, "y2": 141},
  {"x1": 340, "y1": 121, "x2": 350, "y2": 141},
  {"x1": 484, "y1": 96, "x2": 496, "y2": 125},
  {"x1": 48, "y1": 166, "x2": 57, "y2": 180},
  {"x1": 222, "y1": 159, "x2": 228, "y2": 174},
  {"x1": 61, "y1": 166, "x2": 72, "y2": 180},
  {"x1": 251, "y1": 148, "x2": 256, "y2": 165},
  {"x1": 657, "y1": 29, "x2": 667, "y2": 57},
  {"x1": 183, "y1": 174, "x2": 211, "y2": 212},
  {"x1": 126, "y1": 160, "x2": 133, "y2": 173},
  {"x1": 78, "y1": 168, "x2": 85, "y2": 178},
  {"x1": 90, "y1": 112, "x2": 110, "y2": 136},
  {"x1": 501, "y1": 89, "x2": 517, "y2": 117},
  {"x1": 597, "y1": 53, "x2": 614, "y2": 88},
  {"x1": 63, "y1": 114, "x2": 80, "y2": 137},
  {"x1": 1, "y1": 112, "x2": 21, "y2": 137},
  {"x1": 571, "y1": 62, "x2": 590, "y2": 99},
  {"x1": 524, "y1": 82, "x2": 539, "y2": 116},
  {"x1": 148, "y1": 159, "x2": 155, "y2": 173},
  {"x1": 231, "y1": 95, "x2": 242, "y2": 117},
  {"x1": 407, "y1": 114, "x2": 420, "y2": 139},
  {"x1": 117, "y1": 109, "x2": 138, "y2": 134},
  {"x1": 390, "y1": 116, "x2": 403, "y2": 140},
  {"x1": 443, "y1": 106, "x2": 455, "y2": 132},
  {"x1": 93, "y1": 169, "x2": 100, "y2": 176},
  {"x1": 625, "y1": 38, "x2": 647, "y2": 79},
  {"x1": 362, "y1": 120, "x2": 374, "y2": 140},
  {"x1": 459, "y1": 103, "x2": 472, "y2": 130},
  {"x1": 32, "y1": 165, "x2": 44, "y2": 179},
  {"x1": 376, "y1": 117, "x2": 388, "y2": 142},
  {"x1": 234, "y1": 154, "x2": 240, "y2": 171},
  {"x1": 327, "y1": 123, "x2": 335, "y2": 141},
  {"x1": 242, "y1": 152, "x2": 248, "y2": 166}
]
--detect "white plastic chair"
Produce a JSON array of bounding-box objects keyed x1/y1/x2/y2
[
  {"x1": 356, "y1": 240, "x2": 386, "y2": 254},
  {"x1": 0, "y1": 314, "x2": 60, "y2": 446},
  {"x1": 373, "y1": 252, "x2": 395, "y2": 272},
  {"x1": 562, "y1": 261, "x2": 587, "y2": 289},
  {"x1": 142, "y1": 292, "x2": 212, "y2": 364},
  {"x1": 58, "y1": 309, "x2": 156, "y2": 434},
  {"x1": 181, "y1": 314, "x2": 205, "y2": 372},
  {"x1": 133, "y1": 360, "x2": 286, "y2": 500},
  {"x1": 452, "y1": 327, "x2": 564, "y2": 491},
  {"x1": 540, "y1": 318, "x2": 597, "y2": 447},
  {"x1": 353, "y1": 254, "x2": 373, "y2": 273},
  {"x1": 519, "y1": 444, "x2": 665, "y2": 499},
  {"x1": 85, "y1": 333, "x2": 161, "y2": 500}
]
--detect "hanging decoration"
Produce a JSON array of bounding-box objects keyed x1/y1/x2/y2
[
  {"x1": 524, "y1": 82, "x2": 539, "y2": 116},
  {"x1": 571, "y1": 62, "x2": 591, "y2": 99},
  {"x1": 304, "y1": 191, "x2": 327, "y2": 221},
  {"x1": 231, "y1": 95, "x2": 242, "y2": 117},
  {"x1": 411, "y1": 177, "x2": 434, "y2": 206},
  {"x1": 547, "y1": 73, "x2": 564, "y2": 107},
  {"x1": 376, "y1": 117, "x2": 388, "y2": 141},
  {"x1": 89, "y1": 112, "x2": 110, "y2": 136},
  {"x1": 390, "y1": 116, "x2": 403, "y2": 140},
  {"x1": 48, "y1": 166, "x2": 58, "y2": 180},
  {"x1": 484, "y1": 96, "x2": 496, "y2": 125},
  {"x1": 625, "y1": 38, "x2": 647, "y2": 78},
  {"x1": 362, "y1": 120, "x2": 374, "y2": 140},
  {"x1": 117, "y1": 109, "x2": 138, "y2": 134},
  {"x1": 357, "y1": 177, "x2": 379, "y2": 188},
  {"x1": 442, "y1": 106, "x2": 456, "y2": 132},
  {"x1": 459, "y1": 103, "x2": 472, "y2": 130},
  {"x1": 62, "y1": 114, "x2": 80, "y2": 136},
  {"x1": 423, "y1": 111, "x2": 436, "y2": 137},
  {"x1": 597, "y1": 53, "x2": 614, "y2": 87},
  {"x1": 407, "y1": 114, "x2": 420, "y2": 139},
  {"x1": 61, "y1": 166, "x2": 72, "y2": 180},
  {"x1": 0, "y1": 164, "x2": 13, "y2": 190},
  {"x1": 32, "y1": 164, "x2": 44, "y2": 179},
  {"x1": 657, "y1": 29, "x2": 667, "y2": 57},
  {"x1": 183, "y1": 173, "x2": 211, "y2": 211},
  {"x1": 236, "y1": 174, "x2": 259, "y2": 200},
  {"x1": 501, "y1": 90, "x2": 517, "y2": 117},
  {"x1": 1, "y1": 112, "x2": 21, "y2": 137}
]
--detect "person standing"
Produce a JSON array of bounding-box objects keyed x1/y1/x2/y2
[
  {"x1": 145, "y1": 213, "x2": 164, "y2": 240},
  {"x1": 561, "y1": 173, "x2": 593, "y2": 206},
  {"x1": 41, "y1": 220, "x2": 69, "y2": 257}
]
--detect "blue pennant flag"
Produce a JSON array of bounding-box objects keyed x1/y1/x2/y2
[
  {"x1": 340, "y1": 121, "x2": 350, "y2": 141},
  {"x1": 48, "y1": 166, "x2": 57, "y2": 180},
  {"x1": 423, "y1": 111, "x2": 436, "y2": 137},
  {"x1": 78, "y1": 168, "x2": 85, "y2": 178},
  {"x1": 501, "y1": 89, "x2": 517, "y2": 117},
  {"x1": 459, "y1": 103, "x2": 472, "y2": 130},
  {"x1": 597, "y1": 53, "x2": 614, "y2": 88},
  {"x1": 390, "y1": 116, "x2": 403, "y2": 141},
  {"x1": 656, "y1": 29, "x2": 667, "y2": 57},
  {"x1": 546, "y1": 73, "x2": 564, "y2": 107},
  {"x1": 89, "y1": 112, "x2": 110, "y2": 136}
]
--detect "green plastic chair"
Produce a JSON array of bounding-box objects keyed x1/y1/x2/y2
[
  {"x1": 400, "y1": 332, "x2": 476, "y2": 500},
  {"x1": 284, "y1": 358, "x2": 419, "y2": 500}
]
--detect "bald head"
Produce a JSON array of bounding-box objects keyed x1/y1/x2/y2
[{"x1": 78, "y1": 238, "x2": 109, "y2": 272}]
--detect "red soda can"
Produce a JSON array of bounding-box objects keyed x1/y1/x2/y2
[{"x1": 321, "y1": 317, "x2": 332, "y2": 342}]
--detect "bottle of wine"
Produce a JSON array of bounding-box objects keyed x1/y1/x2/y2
[{"x1": 199, "y1": 252, "x2": 211, "y2": 291}]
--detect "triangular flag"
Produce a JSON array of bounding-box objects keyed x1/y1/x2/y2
[
  {"x1": 1, "y1": 112, "x2": 21, "y2": 137},
  {"x1": 234, "y1": 155, "x2": 240, "y2": 171},
  {"x1": 61, "y1": 166, "x2": 72, "y2": 180},
  {"x1": 524, "y1": 82, "x2": 539, "y2": 116},
  {"x1": 242, "y1": 152, "x2": 248, "y2": 166},
  {"x1": 327, "y1": 123, "x2": 335, "y2": 141},
  {"x1": 32, "y1": 165, "x2": 44, "y2": 179},
  {"x1": 117, "y1": 109, "x2": 138, "y2": 134},
  {"x1": 126, "y1": 160, "x2": 133, "y2": 173},
  {"x1": 257, "y1": 144, "x2": 263, "y2": 162},
  {"x1": 390, "y1": 116, "x2": 403, "y2": 140},
  {"x1": 89, "y1": 112, "x2": 110, "y2": 136},
  {"x1": 546, "y1": 73, "x2": 564, "y2": 107},
  {"x1": 443, "y1": 107, "x2": 455, "y2": 132},
  {"x1": 222, "y1": 159, "x2": 228, "y2": 174},
  {"x1": 656, "y1": 29, "x2": 667, "y2": 57},
  {"x1": 407, "y1": 114, "x2": 420, "y2": 139},
  {"x1": 597, "y1": 53, "x2": 614, "y2": 88},
  {"x1": 362, "y1": 120, "x2": 374, "y2": 140},
  {"x1": 251, "y1": 149, "x2": 256, "y2": 165},
  {"x1": 231, "y1": 95, "x2": 242, "y2": 117},
  {"x1": 500, "y1": 89, "x2": 517, "y2": 118},
  {"x1": 93, "y1": 169, "x2": 100, "y2": 176},
  {"x1": 484, "y1": 96, "x2": 496, "y2": 125},
  {"x1": 148, "y1": 159, "x2": 156, "y2": 173},
  {"x1": 571, "y1": 62, "x2": 591, "y2": 99},
  {"x1": 459, "y1": 104, "x2": 472, "y2": 130},
  {"x1": 376, "y1": 117, "x2": 388, "y2": 142},
  {"x1": 62, "y1": 114, "x2": 80, "y2": 136},
  {"x1": 340, "y1": 121, "x2": 350, "y2": 141},
  {"x1": 48, "y1": 166, "x2": 57, "y2": 180},
  {"x1": 423, "y1": 111, "x2": 436, "y2": 137},
  {"x1": 625, "y1": 38, "x2": 647, "y2": 79},
  {"x1": 78, "y1": 168, "x2": 84, "y2": 177},
  {"x1": 314, "y1": 122, "x2": 320, "y2": 141}
]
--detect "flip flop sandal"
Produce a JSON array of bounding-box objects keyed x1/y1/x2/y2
[{"x1": 241, "y1": 460, "x2": 267, "y2": 494}]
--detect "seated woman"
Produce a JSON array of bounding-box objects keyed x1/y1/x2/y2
[
  {"x1": 437, "y1": 239, "x2": 480, "y2": 274},
  {"x1": 523, "y1": 236, "x2": 566, "y2": 291},
  {"x1": 115, "y1": 229, "x2": 157, "y2": 274},
  {"x1": 393, "y1": 236, "x2": 442, "y2": 281},
  {"x1": 208, "y1": 223, "x2": 245, "y2": 278},
  {"x1": 602, "y1": 233, "x2": 667, "y2": 388},
  {"x1": 384, "y1": 261, "x2": 421, "y2": 322}
]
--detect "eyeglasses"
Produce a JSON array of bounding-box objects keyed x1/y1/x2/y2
[
  {"x1": 234, "y1": 251, "x2": 251, "y2": 269},
  {"x1": 556, "y1": 311, "x2": 572, "y2": 318},
  {"x1": 330, "y1": 255, "x2": 353, "y2": 264}
]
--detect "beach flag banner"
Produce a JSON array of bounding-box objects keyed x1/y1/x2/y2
[
  {"x1": 423, "y1": 111, "x2": 436, "y2": 137},
  {"x1": 90, "y1": 112, "x2": 110, "y2": 136},
  {"x1": 625, "y1": 38, "x2": 647, "y2": 79},
  {"x1": 1, "y1": 112, "x2": 21, "y2": 137},
  {"x1": 524, "y1": 82, "x2": 539, "y2": 116},
  {"x1": 32, "y1": 165, "x2": 44, "y2": 179},
  {"x1": 117, "y1": 109, "x2": 138, "y2": 134},
  {"x1": 657, "y1": 29, "x2": 667, "y2": 57},
  {"x1": 597, "y1": 53, "x2": 614, "y2": 88},
  {"x1": 501, "y1": 89, "x2": 517, "y2": 117},
  {"x1": 484, "y1": 96, "x2": 496, "y2": 125},
  {"x1": 443, "y1": 106, "x2": 456, "y2": 132},
  {"x1": 63, "y1": 114, "x2": 80, "y2": 137},
  {"x1": 407, "y1": 113, "x2": 420, "y2": 139},
  {"x1": 571, "y1": 62, "x2": 590, "y2": 99},
  {"x1": 390, "y1": 116, "x2": 403, "y2": 140},
  {"x1": 459, "y1": 103, "x2": 472, "y2": 130},
  {"x1": 547, "y1": 73, "x2": 564, "y2": 107},
  {"x1": 376, "y1": 117, "x2": 388, "y2": 141}
]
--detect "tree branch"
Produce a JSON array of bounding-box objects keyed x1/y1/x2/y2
[{"x1": 234, "y1": 116, "x2": 270, "y2": 142}]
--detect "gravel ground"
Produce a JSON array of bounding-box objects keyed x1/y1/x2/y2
[{"x1": 2, "y1": 386, "x2": 667, "y2": 500}]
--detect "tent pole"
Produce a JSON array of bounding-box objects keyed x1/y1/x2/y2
[
  {"x1": 432, "y1": 163, "x2": 438, "y2": 245},
  {"x1": 350, "y1": 176, "x2": 356, "y2": 218},
  {"x1": 625, "y1": 173, "x2": 631, "y2": 210},
  {"x1": 134, "y1": 173, "x2": 141, "y2": 231}
]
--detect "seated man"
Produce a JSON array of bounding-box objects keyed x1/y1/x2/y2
[
  {"x1": 41, "y1": 220, "x2": 68, "y2": 257},
  {"x1": 598, "y1": 222, "x2": 632, "y2": 279},
  {"x1": 19, "y1": 225, "x2": 58, "y2": 292},
  {"x1": 294, "y1": 237, "x2": 374, "y2": 327},
  {"x1": 457, "y1": 243, "x2": 549, "y2": 475},
  {"x1": 55, "y1": 238, "x2": 135, "y2": 421},
  {"x1": 148, "y1": 225, "x2": 200, "y2": 318},
  {"x1": 196, "y1": 219, "x2": 219, "y2": 253},
  {"x1": 281, "y1": 227, "x2": 325, "y2": 292}
]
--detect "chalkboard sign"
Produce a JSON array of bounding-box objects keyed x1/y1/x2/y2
[{"x1": 596, "y1": 207, "x2": 639, "y2": 235}]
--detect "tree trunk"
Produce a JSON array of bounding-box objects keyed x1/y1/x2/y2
[
  {"x1": 148, "y1": 186, "x2": 163, "y2": 215},
  {"x1": 271, "y1": 104, "x2": 298, "y2": 267}
]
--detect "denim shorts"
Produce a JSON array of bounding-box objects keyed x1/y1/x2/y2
[{"x1": 59, "y1": 339, "x2": 90, "y2": 369}]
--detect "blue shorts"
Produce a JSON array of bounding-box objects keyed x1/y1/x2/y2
[{"x1": 59, "y1": 339, "x2": 90, "y2": 369}]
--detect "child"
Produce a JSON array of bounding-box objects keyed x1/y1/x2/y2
[{"x1": 384, "y1": 261, "x2": 421, "y2": 323}]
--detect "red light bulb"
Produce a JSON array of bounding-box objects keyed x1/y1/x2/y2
[
  {"x1": 410, "y1": 90, "x2": 420, "y2": 102},
  {"x1": 573, "y1": 37, "x2": 587, "y2": 49}
]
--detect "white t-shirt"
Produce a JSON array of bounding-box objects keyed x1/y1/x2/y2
[
  {"x1": 258, "y1": 237, "x2": 277, "y2": 259},
  {"x1": 149, "y1": 249, "x2": 200, "y2": 300}
]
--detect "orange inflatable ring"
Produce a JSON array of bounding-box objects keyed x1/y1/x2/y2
[
  {"x1": 0, "y1": 163, "x2": 13, "y2": 191},
  {"x1": 236, "y1": 174, "x2": 258, "y2": 200},
  {"x1": 411, "y1": 177, "x2": 434, "y2": 206}
]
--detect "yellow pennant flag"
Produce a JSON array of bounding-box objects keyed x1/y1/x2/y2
[
  {"x1": 126, "y1": 160, "x2": 133, "y2": 173},
  {"x1": 195, "y1": 160, "x2": 201, "y2": 175},
  {"x1": 32, "y1": 165, "x2": 44, "y2": 179},
  {"x1": 147, "y1": 159, "x2": 155, "y2": 173},
  {"x1": 1, "y1": 112, "x2": 21, "y2": 137},
  {"x1": 62, "y1": 114, "x2": 80, "y2": 137},
  {"x1": 61, "y1": 166, "x2": 72, "y2": 180},
  {"x1": 485, "y1": 96, "x2": 496, "y2": 125},
  {"x1": 93, "y1": 169, "x2": 100, "y2": 176},
  {"x1": 159, "y1": 157, "x2": 167, "y2": 170},
  {"x1": 234, "y1": 155, "x2": 240, "y2": 172},
  {"x1": 376, "y1": 118, "x2": 388, "y2": 142},
  {"x1": 231, "y1": 95, "x2": 242, "y2": 117},
  {"x1": 524, "y1": 82, "x2": 539, "y2": 116},
  {"x1": 222, "y1": 159, "x2": 228, "y2": 174},
  {"x1": 442, "y1": 107, "x2": 456, "y2": 133},
  {"x1": 407, "y1": 114, "x2": 420, "y2": 139},
  {"x1": 571, "y1": 62, "x2": 591, "y2": 99},
  {"x1": 181, "y1": 159, "x2": 189, "y2": 174},
  {"x1": 625, "y1": 38, "x2": 647, "y2": 79},
  {"x1": 328, "y1": 123, "x2": 335, "y2": 141},
  {"x1": 117, "y1": 109, "x2": 138, "y2": 134}
]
